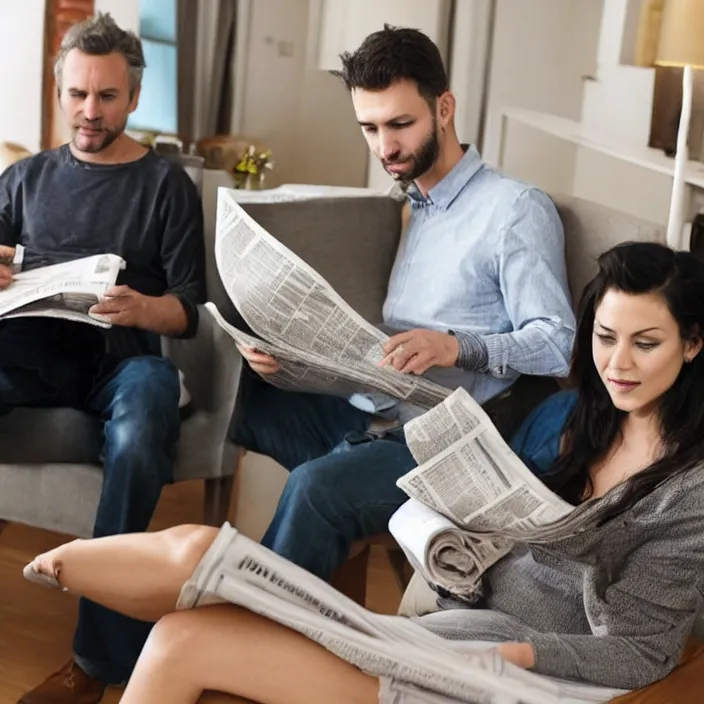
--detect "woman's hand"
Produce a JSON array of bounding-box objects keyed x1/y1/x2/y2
[{"x1": 497, "y1": 642, "x2": 536, "y2": 669}]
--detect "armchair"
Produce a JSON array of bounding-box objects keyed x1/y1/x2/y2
[{"x1": 0, "y1": 166, "x2": 243, "y2": 537}]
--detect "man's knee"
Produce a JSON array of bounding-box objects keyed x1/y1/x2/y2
[
  {"x1": 114, "y1": 357, "x2": 180, "y2": 415},
  {"x1": 107, "y1": 358, "x2": 180, "y2": 447},
  {"x1": 104, "y1": 411, "x2": 177, "y2": 476},
  {"x1": 103, "y1": 361, "x2": 180, "y2": 482},
  {"x1": 279, "y1": 459, "x2": 341, "y2": 518}
]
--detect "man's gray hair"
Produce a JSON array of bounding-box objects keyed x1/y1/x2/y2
[{"x1": 54, "y1": 13, "x2": 146, "y2": 98}]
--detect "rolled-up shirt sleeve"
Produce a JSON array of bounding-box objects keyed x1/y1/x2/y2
[{"x1": 456, "y1": 188, "x2": 576, "y2": 378}]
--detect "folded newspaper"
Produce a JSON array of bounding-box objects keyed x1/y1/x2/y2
[
  {"x1": 0, "y1": 249, "x2": 126, "y2": 328},
  {"x1": 178, "y1": 522, "x2": 626, "y2": 704},
  {"x1": 205, "y1": 187, "x2": 450, "y2": 409},
  {"x1": 389, "y1": 387, "x2": 603, "y2": 603}
]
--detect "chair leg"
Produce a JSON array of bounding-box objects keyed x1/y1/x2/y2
[
  {"x1": 330, "y1": 544, "x2": 371, "y2": 607},
  {"x1": 386, "y1": 547, "x2": 412, "y2": 593},
  {"x1": 203, "y1": 447, "x2": 245, "y2": 527},
  {"x1": 203, "y1": 475, "x2": 235, "y2": 527}
]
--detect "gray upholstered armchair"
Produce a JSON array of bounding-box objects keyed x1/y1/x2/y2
[{"x1": 0, "y1": 167, "x2": 242, "y2": 538}]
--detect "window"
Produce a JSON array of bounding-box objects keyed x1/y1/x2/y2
[{"x1": 128, "y1": 0, "x2": 178, "y2": 135}]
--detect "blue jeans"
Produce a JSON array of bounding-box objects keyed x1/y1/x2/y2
[
  {"x1": 230, "y1": 374, "x2": 417, "y2": 580},
  {"x1": 0, "y1": 320, "x2": 180, "y2": 683}
]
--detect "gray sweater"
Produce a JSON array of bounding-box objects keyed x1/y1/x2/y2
[{"x1": 415, "y1": 466, "x2": 704, "y2": 690}]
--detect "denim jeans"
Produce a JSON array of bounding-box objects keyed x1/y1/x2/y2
[
  {"x1": 229, "y1": 371, "x2": 557, "y2": 582},
  {"x1": 230, "y1": 374, "x2": 417, "y2": 581},
  {"x1": 0, "y1": 320, "x2": 181, "y2": 684}
]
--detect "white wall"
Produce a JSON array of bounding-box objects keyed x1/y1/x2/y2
[
  {"x1": 483, "y1": 0, "x2": 602, "y2": 163},
  {"x1": 0, "y1": 1, "x2": 45, "y2": 153},
  {"x1": 482, "y1": 0, "x2": 601, "y2": 193},
  {"x1": 573, "y1": 0, "x2": 669, "y2": 224},
  {"x1": 95, "y1": 0, "x2": 140, "y2": 34},
  {"x1": 481, "y1": 0, "x2": 603, "y2": 195},
  {"x1": 237, "y1": 0, "x2": 368, "y2": 187},
  {"x1": 580, "y1": 0, "x2": 654, "y2": 144}
]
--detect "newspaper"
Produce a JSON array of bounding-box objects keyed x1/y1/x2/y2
[
  {"x1": 225, "y1": 183, "x2": 389, "y2": 203},
  {"x1": 178, "y1": 523, "x2": 624, "y2": 704},
  {"x1": 389, "y1": 387, "x2": 599, "y2": 602},
  {"x1": 0, "y1": 252, "x2": 125, "y2": 328},
  {"x1": 208, "y1": 187, "x2": 451, "y2": 408}
]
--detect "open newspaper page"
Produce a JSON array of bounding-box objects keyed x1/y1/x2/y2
[
  {"x1": 224, "y1": 183, "x2": 389, "y2": 203},
  {"x1": 399, "y1": 387, "x2": 573, "y2": 527},
  {"x1": 206, "y1": 303, "x2": 450, "y2": 408},
  {"x1": 211, "y1": 188, "x2": 451, "y2": 407},
  {"x1": 0, "y1": 253, "x2": 125, "y2": 328},
  {"x1": 389, "y1": 387, "x2": 586, "y2": 600},
  {"x1": 178, "y1": 524, "x2": 622, "y2": 703}
]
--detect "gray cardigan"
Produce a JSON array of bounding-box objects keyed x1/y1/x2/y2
[{"x1": 415, "y1": 466, "x2": 704, "y2": 690}]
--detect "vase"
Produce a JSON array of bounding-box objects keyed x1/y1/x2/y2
[{"x1": 243, "y1": 172, "x2": 267, "y2": 190}]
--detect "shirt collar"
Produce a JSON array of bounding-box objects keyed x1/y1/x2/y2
[{"x1": 406, "y1": 144, "x2": 484, "y2": 210}]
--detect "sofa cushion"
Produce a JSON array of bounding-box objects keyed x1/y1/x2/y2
[
  {"x1": 0, "y1": 407, "x2": 102, "y2": 463},
  {"x1": 551, "y1": 194, "x2": 666, "y2": 307},
  {"x1": 240, "y1": 196, "x2": 404, "y2": 323}
]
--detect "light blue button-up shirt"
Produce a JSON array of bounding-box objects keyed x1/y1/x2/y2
[{"x1": 381, "y1": 145, "x2": 575, "y2": 409}]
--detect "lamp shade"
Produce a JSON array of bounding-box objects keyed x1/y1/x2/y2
[{"x1": 656, "y1": 0, "x2": 704, "y2": 68}]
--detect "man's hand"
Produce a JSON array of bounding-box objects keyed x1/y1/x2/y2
[
  {"x1": 236, "y1": 343, "x2": 281, "y2": 375},
  {"x1": 89, "y1": 285, "x2": 149, "y2": 328},
  {"x1": 379, "y1": 329, "x2": 459, "y2": 375},
  {"x1": 89, "y1": 286, "x2": 188, "y2": 337},
  {"x1": 0, "y1": 245, "x2": 15, "y2": 290}
]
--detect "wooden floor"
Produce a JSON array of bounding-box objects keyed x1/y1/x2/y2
[{"x1": 0, "y1": 481, "x2": 402, "y2": 704}]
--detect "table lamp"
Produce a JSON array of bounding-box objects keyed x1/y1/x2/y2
[{"x1": 654, "y1": 0, "x2": 704, "y2": 249}]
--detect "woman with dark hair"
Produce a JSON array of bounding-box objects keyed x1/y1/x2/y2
[{"x1": 22, "y1": 242, "x2": 704, "y2": 703}]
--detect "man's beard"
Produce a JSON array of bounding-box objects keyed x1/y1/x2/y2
[
  {"x1": 383, "y1": 125, "x2": 440, "y2": 184},
  {"x1": 72, "y1": 121, "x2": 124, "y2": 154}
]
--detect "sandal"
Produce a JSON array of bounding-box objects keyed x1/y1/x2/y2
[{"x1": 22, "y1": 561, "x2": 66, "y2": 591}]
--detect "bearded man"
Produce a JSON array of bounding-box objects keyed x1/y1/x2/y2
[
  {"x1": 230, "y1": 25, "x2": 575, "y2": 582},
  {"x1": 1, "y1": 13, "x2": 205, "y2": 704}
]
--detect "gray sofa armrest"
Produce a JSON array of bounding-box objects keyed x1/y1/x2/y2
[
  {"x1": 161, "y1": 305, "x2": 245, "y2": 483},
  {"x1": 162, "y1": 304, "x2": 243, "y2": 418}
]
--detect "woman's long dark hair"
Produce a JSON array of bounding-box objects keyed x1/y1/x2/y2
[{"x1": 542, "y1": 242, "x2": 704, "y2": 521}]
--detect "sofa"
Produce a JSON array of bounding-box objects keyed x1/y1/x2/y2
[
  {"x1": 222, "y1": 192, "x2": 670, "y2": 606},
  {"x1": 0, "y1": 190, "x2": 667, "y2": 539}
]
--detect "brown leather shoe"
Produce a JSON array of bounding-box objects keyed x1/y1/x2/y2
[{"x1": 18, "y1": 660, "x2": 106, "y2": 704}]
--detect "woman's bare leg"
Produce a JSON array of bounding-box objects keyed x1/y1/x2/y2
[
  {"x1": 29, "y1": 524, "x2": 218, "y2": 621},
  {"x1": 120, "y1": 605, "x2": 380, "y2": 704}
]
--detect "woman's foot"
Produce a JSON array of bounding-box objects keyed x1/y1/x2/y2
[{"x1": 22, "y1": 541, "x2": 79, "y2": 591}]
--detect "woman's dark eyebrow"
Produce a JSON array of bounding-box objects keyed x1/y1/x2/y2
[{"x1": 594, "y1": 321, "x2": 662, "y2": 335}]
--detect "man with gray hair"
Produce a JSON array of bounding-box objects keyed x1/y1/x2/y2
[{"x1": 0, "y1": 14, "x2": 205, "y2": 704}]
